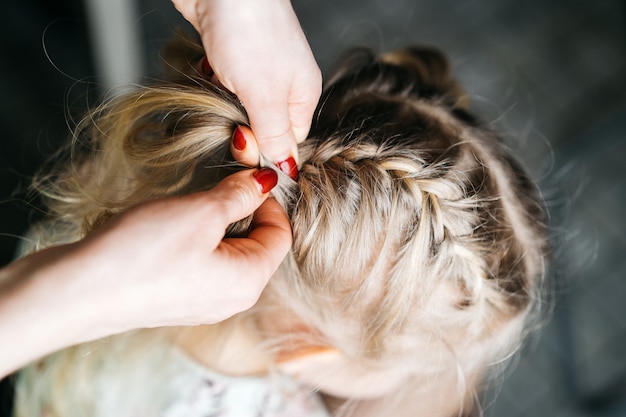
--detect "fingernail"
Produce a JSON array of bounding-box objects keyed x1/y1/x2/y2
[
  {"x1": 253, "y1": 168, "x2": 278, "y2": 194},
  {"x1": 275, "y1": 157, "x2": 298, "y2": 180},
  {"x1": 232, "y1": 127, "x2": 246, "y2": 151},
  {"x1": 199, "y1": 56, "x2": 214, "y2": 77}
]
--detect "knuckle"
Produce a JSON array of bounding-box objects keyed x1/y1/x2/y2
[
  {"x1": 257, "y1": 132, "x2": 290, "y2": 147},
  {"x1": 202, "y1": 172, "x2": 261, "y2": 227},
  {"x1": 231, "y1": 177, "x2": 255, "y2": 205},
  {"x1": 220, "y1": 176, "x2": 256, "y2": 210}
]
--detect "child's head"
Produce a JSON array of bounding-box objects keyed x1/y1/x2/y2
[
  {"x1": 255, "y1": 46, "x2": 549, "y2": 405},
  {"x1": 20, "y1": 36, "x2": 549, "y2": 416}
]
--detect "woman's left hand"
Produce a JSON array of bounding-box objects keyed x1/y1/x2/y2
[
  {"x1": 172, "y1": 0, "x2": 322, "y2": 173},
  {"x1": 0, "y1": 168, "x2": 291, "y2": 377}
]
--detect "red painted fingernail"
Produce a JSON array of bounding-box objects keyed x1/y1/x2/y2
[
  {"x1": 275, "y1": 157, "x2": 298, "y2": 180},
  {"x1": 253, "y1": 168, "x2": 278, "y2": 194},
  {"x1": 232, "y1": 127, "x2": 246, "y2": 151},
  {"x1": 199, "y1": 56, "x2": 213, "y2": 77}
]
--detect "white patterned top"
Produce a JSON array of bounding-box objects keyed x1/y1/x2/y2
[{"x1": 160, "y1": 354, "x2": 330, "y2": 417}]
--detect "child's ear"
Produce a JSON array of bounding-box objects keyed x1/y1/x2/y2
[
  {"x1": 276, "y1": 345, "x2": 410, "y2": 399},
  {"x1": 275, "y1": 344, "x2": 339, "y2": 365},
  {"x1": 276, "y1": 346, "x2": 344, "y2": 389}
]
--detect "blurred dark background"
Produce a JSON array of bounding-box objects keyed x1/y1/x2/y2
[{"x1": 1, "y1": 0, "x2": 625, "y2": 416}]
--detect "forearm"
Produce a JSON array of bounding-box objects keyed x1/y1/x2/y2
[{"x1": 0, "y1": 243, "x2": 113, "y2": 378}]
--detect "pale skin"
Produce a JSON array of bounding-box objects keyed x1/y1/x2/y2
[
  {"x1": 172, "y1": 0, "x2": 322, "y2": 165},
  {"x1": 0, "y1": 168, "x2": 291, "y2": 378}
]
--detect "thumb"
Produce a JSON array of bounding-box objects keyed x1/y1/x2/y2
[
  {"x1": 288, "y1": 69, "x2": 323, "y2": 144},
  {"x1": 242, "y1": 94, "x2": 300, "y2": 168},
  {"x1": 203, "y1": 168, "x2": 279, "y2": 226}
]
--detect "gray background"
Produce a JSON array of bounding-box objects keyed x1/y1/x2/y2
[{"x1": 1, "y1": 1, "x2": 624, "y2": 416}]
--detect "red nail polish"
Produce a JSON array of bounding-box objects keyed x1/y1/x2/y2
[
  {"x1": 200, "y1": 56, "x2": 213, "y2": 77},
  {"x1": 232, "y1": 127, "x2": 246, "y2": 151},
  {"x1": 253, "y1": 168, "x2": 278, "y2": 194},
  {"x1": 276, "y1": 157, "x2": 298, "y2": 180}
]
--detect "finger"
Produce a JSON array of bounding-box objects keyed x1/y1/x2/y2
[
  {"x1": 291, "y1": 113, "x2": 313, "y2": 145},
  {"x1": 289, "y1": 70, "x2": 323, "y2": 143},
  {"x1": 239, "y1": 92, "x2": 300, "y2": 167},
  {"x1": 231, "y1": 126, "x2": 260, "y2": 167},
  {"x1": 253, "y1": 127, "x2": 299, "y2": 180},
  {"x1": 221, "y1": 197, "x2": 292, "y2": 282},
  {"x1": 203, "y1": 168, "x2": 278, "y2": 226},
  {"x1": 248, "y1": 198, "x2": 292, "y2": 253}
]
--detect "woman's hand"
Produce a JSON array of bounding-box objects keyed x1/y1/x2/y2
[
  {"x1": 85, "y1": 168, "x2": 291, "y2": 328},
  {"x1": 172, "y1": 0, "x2": 322, "y2": 176},
  {"x1": 0, "y1": 168, "x2": 291, "y2": 377}
]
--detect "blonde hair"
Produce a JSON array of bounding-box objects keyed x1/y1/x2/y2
[{"x1": 15, "y1": 36, "x2": 549, "y2": 417}]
